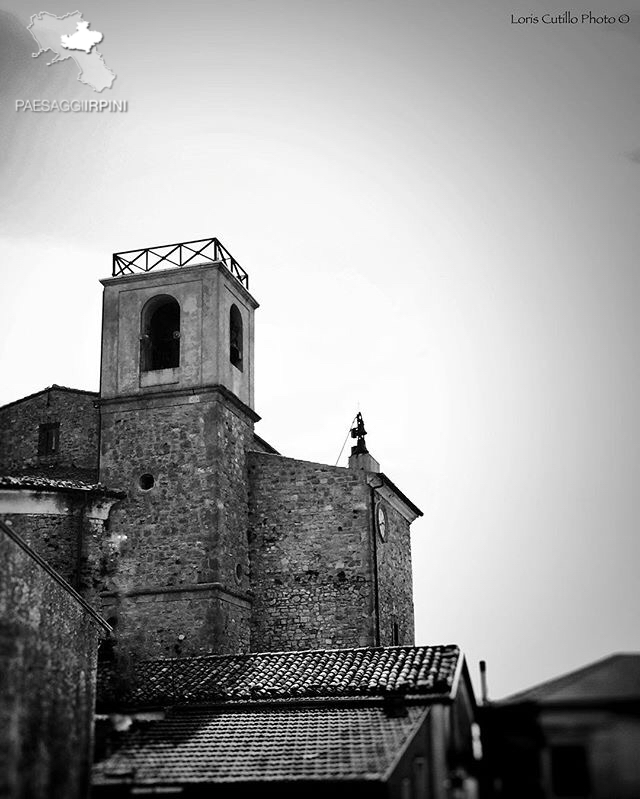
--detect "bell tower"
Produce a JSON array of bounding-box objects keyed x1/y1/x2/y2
[{"x1": 98, "y1": 238, "x2": 259, "y2": 661}]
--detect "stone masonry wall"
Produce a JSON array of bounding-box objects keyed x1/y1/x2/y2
[
  {"x1": 99, "y1": 589, "x2": 250, "y2": 662},
  {"x1": 0, "y1": 387, "x2": 99, "y2": 480},
  {"x1": 0, "y1": 525, "x2": 105, "y2": 799},
  {"x1": 375, "y1": 499, "x2": 415, "y2": 646},
  {"x1": 99, "y1": 391, "x2": 254, "y2": 659},
  {"x1": 248, "y1": 452, "x2": 376, "y2": 652},
  {"x1": 0, "y1": 512, "x2": 81, "y2": 587},
  {"x1": 0, "y1": 495, "x2": 119, "y2": 600}
]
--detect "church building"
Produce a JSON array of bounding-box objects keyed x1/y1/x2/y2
[{"x1": 0, "y1": 238, "x2": 477, "y2": 799}]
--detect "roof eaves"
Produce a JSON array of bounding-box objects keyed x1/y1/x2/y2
[
  {"x1": 0, "y1": 475, "x2": 126, "y2": 498},
  {"x1": 501, "y1": 697, "x2": 640, "y2": 712},
  {"x1": 96, "y1": 774, "x2": 388, "y2": 787},
  {"x1": 252, "y1": 432, "x2": 280, "y2": 455},
  {"x1": 379, "y1": 473, "x2": 423, "y2": 517},
  {"x1": 366, "y1": 473, "x2": 423, "y2": 521},
  {"x1": 450, "y1": 651, "x2": 467, "y2": 702},
  {"x1": 382, "y1": 705, "x2": 431, "y2": 782},
  {"x1": 99, "y1": 692, "x2": 457, "y2": 715}
]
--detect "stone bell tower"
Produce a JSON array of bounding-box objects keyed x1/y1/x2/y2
[{"x1": 98, "y1": 238, "x2": 259, "y2": 661}]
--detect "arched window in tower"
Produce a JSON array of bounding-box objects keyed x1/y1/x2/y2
[
  {"x1": 229, "y1": 304, "x2": 243, "y2": 371},
  {"x1": 140, "y1": 295, "x2": 181, "y2": 371}
]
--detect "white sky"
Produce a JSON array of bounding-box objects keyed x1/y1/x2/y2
[{"x1": 2, "y1": 0, "x2": 640, "y2": 698}]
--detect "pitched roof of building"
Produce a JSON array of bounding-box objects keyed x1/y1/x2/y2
[
  {"x1": 93, "y1": 704, "x2": 428, "y2": 788},
  {"x1": 0, "y1": 383, "x2": 98, "y2": 409},
  {"x1": 252, "y1": 432, "x2": 280, "y2": 454},
  {"x1": 375, "y1": 472, "x2": 424, "y2": 519},
  {"x1": 98, "y1": 645, "x2": 462, "y2": 711},
  {"x1": 0, "y1": 474, "x2": 124, "y2": 496},
  {"x1": 502, "y1": 653, "x2": 640, "y2": 704}
]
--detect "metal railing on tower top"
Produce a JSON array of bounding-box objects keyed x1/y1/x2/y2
[{"x1": 112, "y1": 237, "x2": 249, "y2": 288}]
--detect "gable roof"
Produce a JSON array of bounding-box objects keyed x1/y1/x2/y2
[
  {"x1": 98, "y1": 645, "x2": 462, "y2": 711},
  {"x1": 93, "y1": 704, "x2": 428, "y2": 789},
  {"x1": 502, "y1": 653, "x2": 640, "y2": 704},
  {"x1": 0, "y1": 383, "x2": 98, "y2": 410}
]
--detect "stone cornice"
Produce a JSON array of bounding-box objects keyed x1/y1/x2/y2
[
  {"x1": 100, "y1": 261, "x2": 259, "y2": 310},
  {"x1": 99, "y1": 383, "x2": 260, "y2": 423},
  {"x1": 0, "y1": 486, "x2": 123, "y2": 520},
  {"x1": 100, "y1": 581, "x2": 252, "y2": 609}
]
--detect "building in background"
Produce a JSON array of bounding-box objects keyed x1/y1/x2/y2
[
  {"x1": 480, "y1": 653, "x2": 640, "y2": 799},
  {"x1": 0, "y1": 238, "x2": 479, "y2": 797}
]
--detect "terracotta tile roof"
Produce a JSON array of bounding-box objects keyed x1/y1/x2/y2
[
  {"x1": 98, "y1": 645, "x2": 461, "y2": 711},
  {"x1": 0, "y1": 475, "x2": 124, "y2": 496},
  {"x1": 93, "y1": 704, "x2": 428, "y2": 787}
]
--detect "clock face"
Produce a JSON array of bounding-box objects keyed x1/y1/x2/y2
[{"x1": 376, "y1": 504, "x2": 387, "y2": 541}]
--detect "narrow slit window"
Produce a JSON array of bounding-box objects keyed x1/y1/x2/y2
[
  {"x1": 230, "y1": 304, "x2": 243, "y2": 371},
  {"x1": 392, "y1": 620, "x2": 400, "y2": 646},
  {"x1": 141, "y1": 296, "x2": 180, "y2": 372}
]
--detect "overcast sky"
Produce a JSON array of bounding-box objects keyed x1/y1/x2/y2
[{"x1": 2, "y1": 0, "x2": 640, "y2": 699}]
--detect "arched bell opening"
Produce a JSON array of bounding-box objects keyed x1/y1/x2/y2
[{"x1": 140, "y1": 295, "x2": 180, "y2": 372}]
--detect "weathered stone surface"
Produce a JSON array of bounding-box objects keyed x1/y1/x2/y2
[
  {"x1": 0, "y1": 262, "x2": 419, "y2": 675},
  {"x1": 0, "y1": 386, "x2": 99, "y2": 480},
  {"x1": 100, "y1": 588, "x2": 250, "y2": 662},
  {"x1": 376, "y1": 501, "x2": 415, "y2": 646},
  {"x1": 247, "y1": 451, "x2": 377, "y2": 651},
  {"x1": 99, "y1": 263, "x2": 257, "y2": 410},
  {"x1": 247, "y1": 451, "x2": 417, "y2": 652},
  {"x1": 0, "y1": 489, "x2": 122, "y2": 599},
  {"x1": 0, "y1": 524, "x2": 105, "y2": 799},
  {"x1": 1, "y1": 512, "x2": 81, "y2": 586},
  {"x1": 99, "y1": 391, "x2": 254, "y2": 660}
]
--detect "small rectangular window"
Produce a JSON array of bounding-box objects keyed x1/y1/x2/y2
[{"x1": 38, "y1": 422, "x2": 60, "y2": 456}]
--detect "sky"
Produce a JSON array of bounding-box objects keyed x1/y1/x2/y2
[{"x1": 2, "y1": 0, "x2": 640, "y2": 700}]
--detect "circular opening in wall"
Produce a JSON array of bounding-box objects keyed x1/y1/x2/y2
[
  {"x1": 139, "y1": 473, "x2": 155, "y2": 491},
  {"x1": 234, "y1": 563, "x2": 243, "y2": 585}
]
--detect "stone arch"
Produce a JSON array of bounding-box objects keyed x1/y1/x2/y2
[{"x1": 140, "y1": 294, "x2": 180, "y2": 371}]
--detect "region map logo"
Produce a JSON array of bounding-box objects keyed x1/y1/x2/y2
[
  {"x1": 27, "y1": 11, "x2": 115, "y2": 92},
  {"x1": 16, "y1": 11, "x2": 127, "y2": 113}
]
